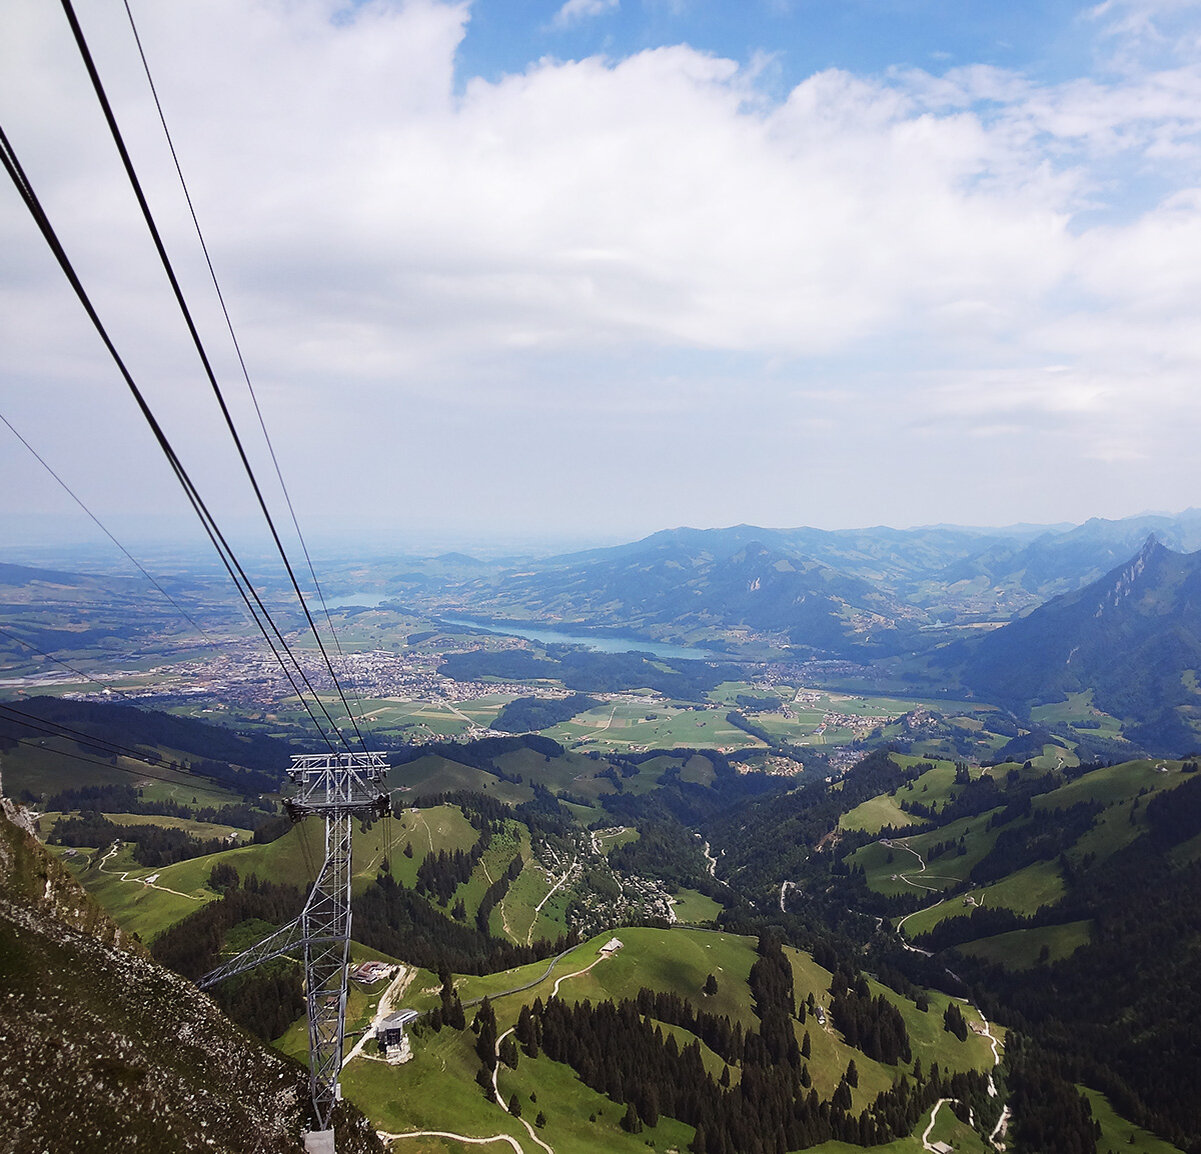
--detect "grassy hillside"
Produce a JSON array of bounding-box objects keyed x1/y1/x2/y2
[{"x1": 341, "y1": 928, "x2": 1003, "y2": 1154}]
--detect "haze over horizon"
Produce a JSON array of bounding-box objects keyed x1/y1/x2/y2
[{"x1": 4, "y1": 0, "x2": 1201, "y2": 554}]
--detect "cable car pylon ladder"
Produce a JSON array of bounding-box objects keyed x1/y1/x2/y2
[{"x1": 199, "y1": 752, "x2": 390, "y2": 1137}]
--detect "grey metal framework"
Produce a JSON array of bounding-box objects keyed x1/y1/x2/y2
[{"x1": 199, "y1": 752, "x2": 389, "y2": 1131}]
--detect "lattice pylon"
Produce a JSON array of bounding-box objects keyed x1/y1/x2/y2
[
  {"x1": 302, "y1": 812, "x2": 353, "y2": 1128},
  {"x1": 198, "y1": 752, "x2": 389, "y2": 1135}
]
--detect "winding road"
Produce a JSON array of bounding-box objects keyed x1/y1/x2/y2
[
  {"x1": 490, "y1": 1028, "x2": 554, "y2": 1154},
  {"x1": 881, "y1": 838, "x2": 1010, "y2": 1150}
]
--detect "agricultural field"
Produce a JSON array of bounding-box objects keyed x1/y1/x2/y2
[{"x1": 543, "y1": 698, "x2": 759, "y2": 753}]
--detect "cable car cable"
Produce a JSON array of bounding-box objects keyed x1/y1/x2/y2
[
  {"x1": 120, "y1": 0, "x2": 370, "y2": 735},
  {"x1": 0, "y1": 122, "x2": 342, "y2": 752},
  {"x1": 61, "y1": 0, "x2": 369, "y2": 753},
  {"x1": 0, "y1": 410, "x2": 217, "y2": 643}
]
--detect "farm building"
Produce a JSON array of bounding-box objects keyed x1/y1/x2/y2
[{"x1": 349, "y1": 960, "x2": 393, "y2": 984}]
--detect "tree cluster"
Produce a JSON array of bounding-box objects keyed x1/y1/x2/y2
[
  {"x1": 476, "y1": 852, "x2": 523, "y2": 935},
  {"x1": 828, "y1": 967, "x2": 912, "y2": 1065},
  {"x1": 150, "y1": 873, "x2": 305, "y2": 980},
  {"x1": 970, "y1": 801, "x2": 1102, "y2": 884},
  {"x1": 50, "y1": 814, "x2": 231, "y2": 867},
  {"x1": 354, "y1": 872, "x2": 574, "y2": 976},
  {"x1": 491, "y1": 694, "x2": 599, "y2": 734}
]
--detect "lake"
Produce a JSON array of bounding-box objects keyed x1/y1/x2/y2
[
  {"x1": 325, "y1": 597, "x2": 722, "y2": 661},
  {"x1": 436, "y1": 617, "x2": 720, "y2": 661}
]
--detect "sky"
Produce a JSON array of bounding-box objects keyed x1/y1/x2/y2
[{"x1": 2, "y1": 0, "x2": 1201, "y2": 555}]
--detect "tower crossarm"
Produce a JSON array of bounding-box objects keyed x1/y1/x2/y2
[
  {"x1": 197, "y1": 915, "x2": 308, "y2": 989},
  {"x1": 284, "y1": 751, "x2": 390, "y2": 820}
]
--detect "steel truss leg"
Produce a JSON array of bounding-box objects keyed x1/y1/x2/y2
[{"x1": 303, "y1": 813, "x2": 353, "y2": 1130}]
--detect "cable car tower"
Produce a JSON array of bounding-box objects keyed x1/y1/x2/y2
[{"x1": 199, "y1": 752, "x2": 389, "y2": 1140}]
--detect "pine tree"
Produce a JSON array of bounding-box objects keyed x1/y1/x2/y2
[
  {"x1": 832, "y1": 1078, "x2": 852, "y2": 1112},
  {"x1": 475, "y1": 996, "x2": 498, "y2": 1067}
]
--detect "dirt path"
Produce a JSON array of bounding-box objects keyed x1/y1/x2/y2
[
  {"x1": 459, "y1": 945, "x2": 579, "y2": 1012},
  {"x1": 921, "y1": 1098, "x2": 954, "y2": 1151},
  {"x1": 416, "y1": 811, "x2": 434, "y2": 853},
  {"x1": 499, "y1": 890, "x2": 515, "y2": 940},
  {"x1": 551, "y1": 955, "x2": 604, "y2": 998},
  {"x1": 975, "y1": 1005, "x2": 1003, "y2": 1072},
  {"x1": 881, "y1": 837, "x2": 1009, "y2": 1149},
  {"x1": 990, "y1": 1105, "x2": 1012, "y2": 1148},
  {"x1": 885, "y1": 839, "x2": 960, "y2": 936},
  {"x1": 97, "y1": 843, "x2": 205, "y2": 901},
  {"x1": 344, "y1": 965, "x2": 416, "y2": 1066},
  {"x1": 381, "y1": 1130, "x2": 524, "y2": 1153},
  {"x1": 357, "y1": 835, "x2": 394, "y2": 881},
  {"x1": 490, "y1": 1026, "x2": 557, "y2": 1154}
]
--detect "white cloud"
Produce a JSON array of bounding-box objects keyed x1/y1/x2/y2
[
  {"x1": 1088, "y1": 0, "x2": 1201, "y2": 70},
  {"x1": 552, "y1": 0, "x2": 620, "y2": 29},
  {"x1": 4, "y1": 0, "x2": 1201, "y2": 536}
]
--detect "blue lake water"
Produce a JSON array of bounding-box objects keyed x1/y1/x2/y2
[
  {"x1": 326, "y1": 596, "x2": 722, "y2": 661},
  {"x1": 434, "y1": 617, "x2": 721, "y2": 662}
]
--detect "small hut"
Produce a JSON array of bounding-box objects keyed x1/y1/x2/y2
[{"x1": 377, "y1": 1008, "x2": 419, "y2": 1063}]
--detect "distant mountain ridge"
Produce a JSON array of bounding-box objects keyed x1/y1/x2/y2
[
  {"x1": 445, "y1": 534, "x2": 929, "y2": 655},
  {"x1": 955, "y1": 536, "x2": 1201, "y2": 753},
  {"x1": 433, "y1": 510, "x2": 1201, "y2": 656}
]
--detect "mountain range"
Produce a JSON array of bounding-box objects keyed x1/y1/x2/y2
[
  {"x1": 953, "y1": 536, "x2": 1201, "y2": 752},
  {"x1": 424, "y1": 508, "x2": 1201, "y2": 644}
]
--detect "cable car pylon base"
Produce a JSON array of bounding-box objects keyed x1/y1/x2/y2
[{"x1": 199, "y1": 752, "x2": 389, "y2": 1138}]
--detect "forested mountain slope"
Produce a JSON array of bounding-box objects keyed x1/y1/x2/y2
[
  {"x1": 954, "y1": 537, "x2": 1201, "y2": 752},
  {"x1": 445, "y1": 535, "x2": 927, "y2": 655},
  {"x1": 705, "y1": 749, "x2": 1201, "y2": 1151}
]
